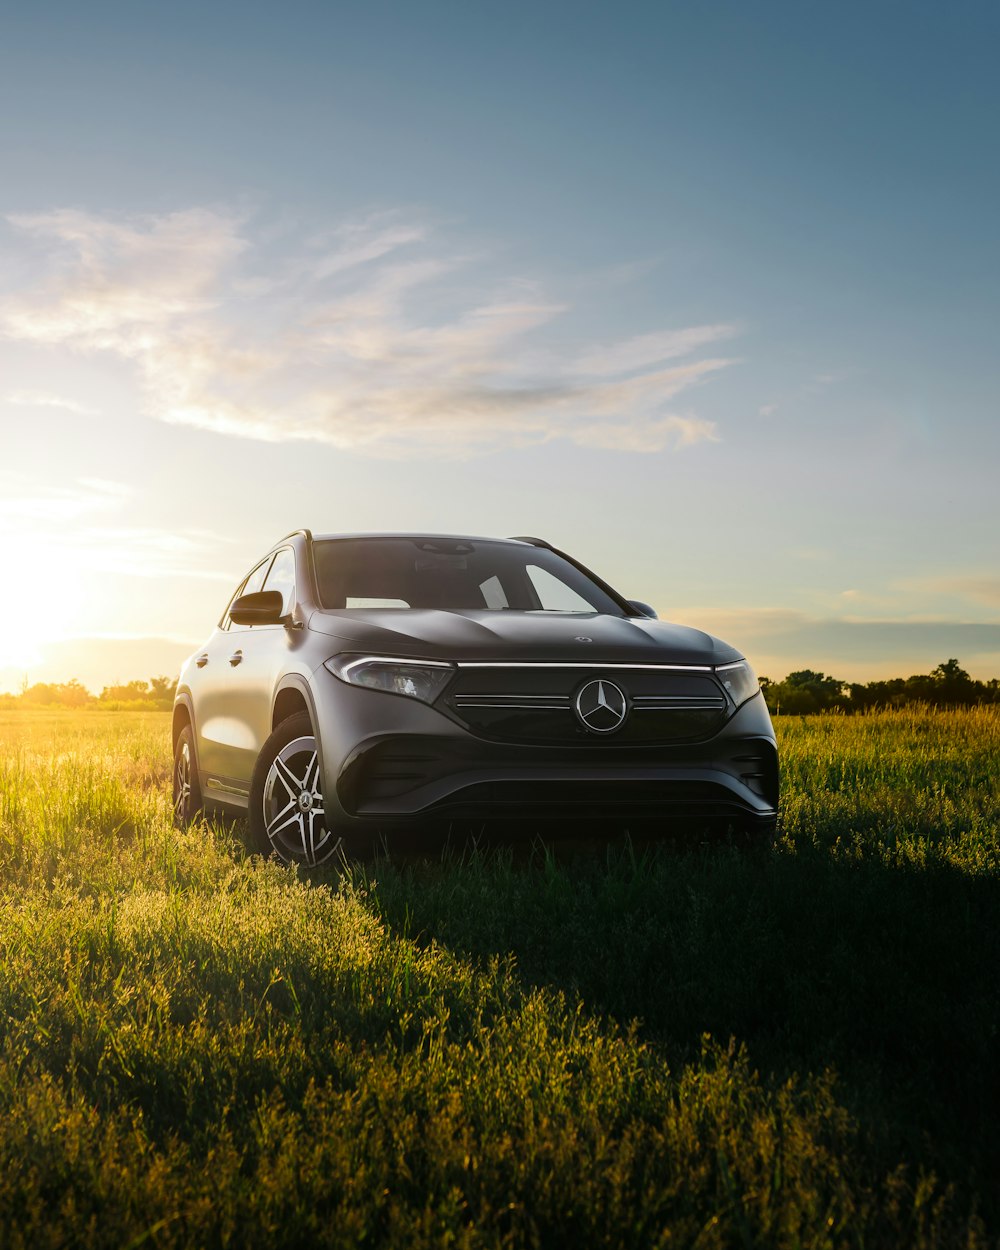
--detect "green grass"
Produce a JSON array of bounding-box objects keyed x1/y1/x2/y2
[{"x1": 0, "y1": 707, "x2": 997, "y2": 1247}]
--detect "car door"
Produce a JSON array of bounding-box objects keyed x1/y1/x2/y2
[
  {"x1": 194, "y1": 556, "x2": 273, "y2": 796},
  {"x1": 218, "y1": 546, "x2": 301, "y2": 784}
]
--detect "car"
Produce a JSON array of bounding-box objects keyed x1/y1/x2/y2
[{"x1": 172, "y1": 531, "x2": 778, "y2": 863}]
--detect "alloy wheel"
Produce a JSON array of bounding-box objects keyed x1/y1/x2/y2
[{"x1": 261, "y1": 735, "x2": 340, "y2": 865}]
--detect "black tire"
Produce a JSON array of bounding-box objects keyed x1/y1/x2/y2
[
  {"x1": 249, "y1": 712, "x2": 345, "y2": 866},
  {"x1": 172, "y1": 723, "x2": 203, "y2": 827}
]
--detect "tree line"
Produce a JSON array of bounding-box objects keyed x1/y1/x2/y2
[
  {"x1": 0, "y1": 676, "x2": 178, "y2": 711},
  {"x1": 760, "y1": 659, "x2": 1000, "y2": 715}
]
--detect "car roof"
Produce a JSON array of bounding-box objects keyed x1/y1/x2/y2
[{"x1": 309, "y1": 532, "x2": 534, "y2": 545}]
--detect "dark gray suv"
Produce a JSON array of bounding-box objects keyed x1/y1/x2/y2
[{"x1": 172, "y1": 530, "x2": 778, "y2": 863}]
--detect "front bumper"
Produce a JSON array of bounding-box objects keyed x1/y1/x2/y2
[{"x1": 311, "y1": 668, "x2": 778, "y2": 829}]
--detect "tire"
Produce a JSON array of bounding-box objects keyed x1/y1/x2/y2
[
  {"x1": 248, "y1": 712, "x2": 345, "y2": 866},
  {"x1": 172, "y1": 723, "x2": 203, "y2": 827}
]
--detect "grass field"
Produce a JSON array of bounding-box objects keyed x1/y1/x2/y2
[{"x1": 0, "y1": 707, "x2": 997, "y2": 1247}]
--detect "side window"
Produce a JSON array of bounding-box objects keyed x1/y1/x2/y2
[
  {"x1": 526, "y1": 564, "x2": 597, "y2": 612},
  {"x1": 262, "y1": 548, "x2": 296, "y2": 617},
  {"x1": 226, "y1": 558, "x2": 273, "y2": 631},
  {"x1": 220, "y1": 579, "x2": 247, "y2": 631}
]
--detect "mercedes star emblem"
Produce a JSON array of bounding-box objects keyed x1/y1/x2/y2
[{"x1": 574, "y1": 678, "x2": 628, "y2": 734}]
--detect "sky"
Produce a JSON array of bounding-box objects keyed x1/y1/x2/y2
[{"x1": 1, "y1": 0, "x2": 998, "y2": 691}]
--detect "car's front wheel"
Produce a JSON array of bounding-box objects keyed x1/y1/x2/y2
[{"x1": 249, "y1": 712, "x2": 344, "y2": 866}]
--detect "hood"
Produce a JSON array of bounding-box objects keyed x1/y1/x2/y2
[{"x1": 307, "y1": 608, "x2": 742, "y2": 666}]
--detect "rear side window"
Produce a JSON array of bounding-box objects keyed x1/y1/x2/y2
[
  {"x1": 221, "y1": 558, "x2": 273, "y2": 630},
  {"x1": 262, "y1": 548, "x2": 296, "y2": 617}
]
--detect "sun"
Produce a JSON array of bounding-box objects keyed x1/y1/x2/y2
[{"x1": 0, "y1": 539, "x2": 87, "y2": 675}]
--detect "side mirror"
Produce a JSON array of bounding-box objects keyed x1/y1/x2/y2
[
  {"x1": 230, "y1": 590, "x2": 287, "y2": 626},
  {"x1": 627, "y1": 600, "x2": 658, "y2": 619}
]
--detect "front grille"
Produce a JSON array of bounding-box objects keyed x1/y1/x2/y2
[{"x1": 444, "y1": 665, "x2": 728, "y2": 745}]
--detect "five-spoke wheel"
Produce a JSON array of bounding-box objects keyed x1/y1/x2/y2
[{"x1": 249, "y1": 712, "x2": 342, "y2": 865}]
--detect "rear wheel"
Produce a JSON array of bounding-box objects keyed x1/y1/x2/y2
[
  {"x1": 249, "y1": 712, "x2": 345, "y2": 866},
  {"x1": 172, "y1": 724, "x2": 203, "y2": 826}
]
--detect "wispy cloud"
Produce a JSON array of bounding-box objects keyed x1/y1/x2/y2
[
  {"x1": 5, "y1": 390, "x2": 98, "y2": 415},
  {"x1": 572, "y1": 324, "x2": 738, "y2": 376},
  {"x1": 903, "y1": 575, "x2": 1000, "y2": 610},
  {"x1": 2, "y1": 207, "x2": 740, "y2": 458},
  {"x1": 0, "y1": 472, "x2": 234, "y2": 579},
  {"x1": 0, "y1": 474, "x2": 131, "y2": 523},
  {"x1": 4, "y1": 207, "x2": 246, "y2": 348},
  {"x1": 312, "y1": 217, "x2": 429, "y2": 280}
]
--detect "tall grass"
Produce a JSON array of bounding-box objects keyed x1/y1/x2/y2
[{"x1": 0, "y1": 707, "x2": 996, "y2": 1247}]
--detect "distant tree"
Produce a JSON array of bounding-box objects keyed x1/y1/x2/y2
[
  {"x1": 54, "y1": 679, "x2": 93, "y2": 708},
  {"x1": 764, "y1": 669, "x2": 847, "y2": 715},
  {"x1": 99, "y1": 680, "x2": 151, "y2": 703},
  {"x1": 931, "y1": 658, "x2": 976, "y2": 705},
  {"x1": 847, "y1": 661, "x2": 996, "y2": 711},
  {"x1": 848, "y1": 678, "x2": 907, "y2": 711},
  {"x1": 20, "y1": 680, "x2": 93, "y2": 708},
  {"x1": 149, "y1": 675, "x2": 177, "y2": 705}
]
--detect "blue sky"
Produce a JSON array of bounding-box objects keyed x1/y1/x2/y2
[{"x1": 1, "y1": 0, "x2": 998, "y2": 690}]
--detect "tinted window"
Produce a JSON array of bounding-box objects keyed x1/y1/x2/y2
[
  {"x1": 312, "y1": 538, "x2": 624, "y2": 615},
  {"x1": 526, "y1": 564, "x2": 598, "y2": 612},
  {"x1": 262, "y1": 548, "x2": 296, "y2": 616}
]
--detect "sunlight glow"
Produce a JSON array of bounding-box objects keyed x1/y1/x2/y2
[{"x1": 0, "y1": 540, "x2": 86, "y2": 670}]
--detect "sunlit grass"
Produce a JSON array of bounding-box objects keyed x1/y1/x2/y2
[{"x1": 0, "y1": 707, "x2": 996, "y2": 1246}]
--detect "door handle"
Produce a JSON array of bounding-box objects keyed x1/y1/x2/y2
[
  {"x1": 195, "y1": 654, "x2": 209, "y2": 668},
  {"x1": 229, "y1": 650, "x2": 243, "y2": 666}
]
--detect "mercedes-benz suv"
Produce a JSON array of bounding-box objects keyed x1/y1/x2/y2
[{"x1": 172, "y1": 531, "x2": 778, "y2": 863}]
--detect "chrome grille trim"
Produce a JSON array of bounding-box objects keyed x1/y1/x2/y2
[
  {"x1": 452, "y1": 702, "x2": 572, "y2": 710},
  {"x1": 632, "y1": 694, "x2": 725, "y2": 702},
  {"x1": 453, "y1": 693, "x2": 570, "y2": 701},
  {"x1": 634, "y1": 704, "x2": 726, "y2": 711},
  {"x1": 456, "y1": 661, "x2": 714, "y2": 671}
]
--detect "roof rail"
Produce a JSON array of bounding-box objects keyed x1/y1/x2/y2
[
  {"x1": 276, "y1": 528, "x2": 314, "y2": 544},
  {"x1": 508, "y1": 535, "x2": 552, "y2": 548}
]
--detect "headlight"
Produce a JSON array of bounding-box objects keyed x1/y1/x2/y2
[
  {"x1": 324, "y1": 655, "x2": 455, "y2": 704},
  {"x1": 715, "y1": 659, "x2": 759, "y2": 708}
]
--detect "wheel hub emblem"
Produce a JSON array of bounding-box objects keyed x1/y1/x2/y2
[
  {"x1": 297, "y1": 791, "x2": 314, "y2": 811},
  {"x1": 574, "y1": 678, "x2": 628, "y2": 734}
]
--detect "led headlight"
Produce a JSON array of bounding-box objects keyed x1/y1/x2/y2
[
  {"x1": 715, "y1": 659, "x2": 759, "y2": 708},
  {"x1": 324, "y1": 655, "x2": 455, "y2": 704}
]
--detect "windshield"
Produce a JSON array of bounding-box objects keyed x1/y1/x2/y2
[{"x1": 312, "y1": 538, "x2": 626, "y2": 615}]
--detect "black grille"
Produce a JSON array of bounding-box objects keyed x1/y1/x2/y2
[{"x1": 444, "y1": 665, "x2": 728, "y2": 744}]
